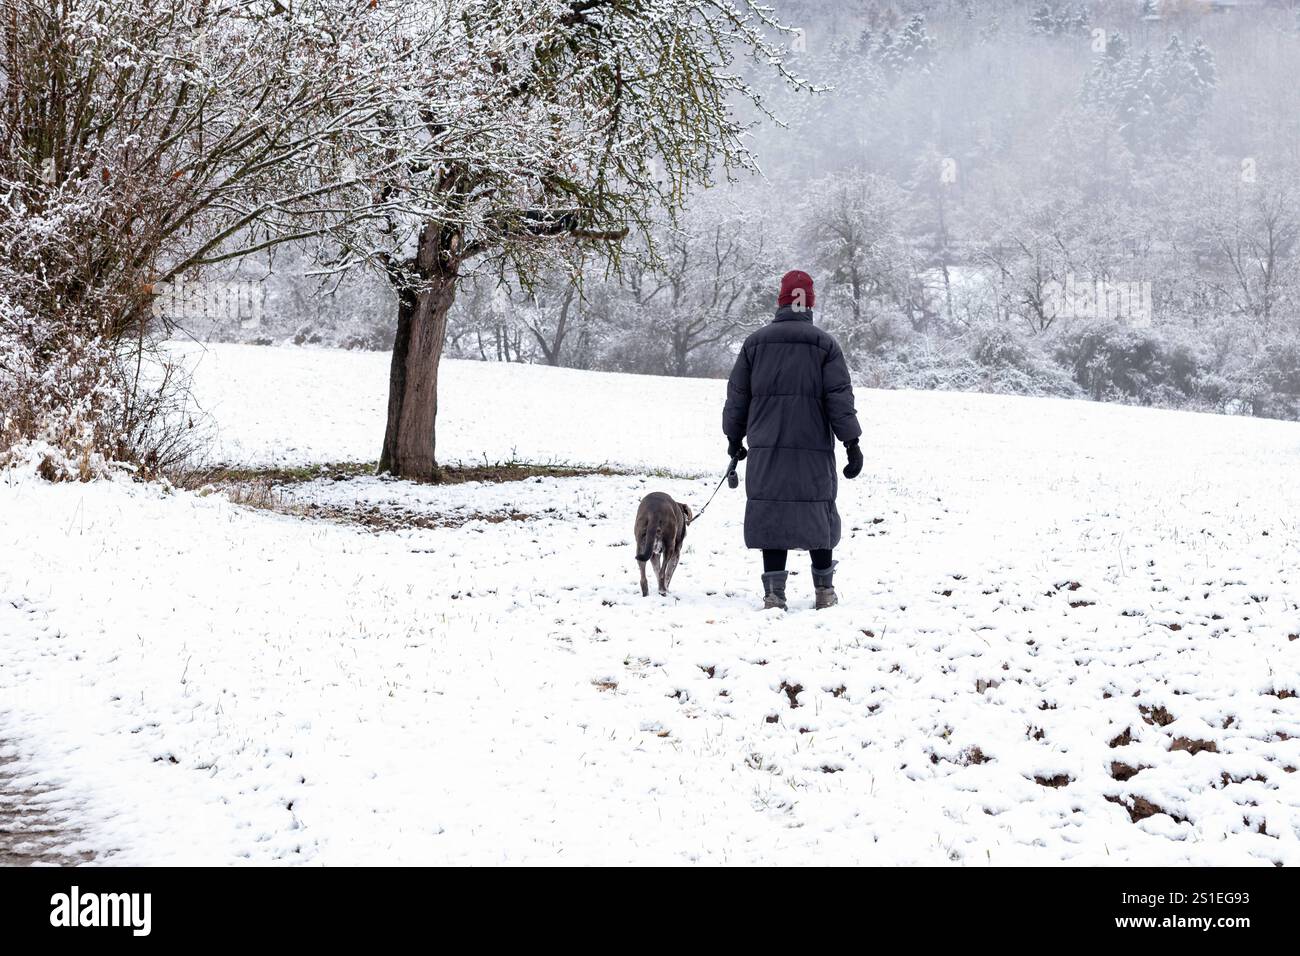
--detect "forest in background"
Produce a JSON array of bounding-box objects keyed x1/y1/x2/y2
[{"x1": 186, "y1": 0, "x2": 1300, "y2": 420}]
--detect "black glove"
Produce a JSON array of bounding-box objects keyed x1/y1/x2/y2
[
  {"x1": 843, "y1": 439, "x2": 863, "y2": 479},
  {"x1": 727, "y1": 437, "x2": 747, "y2": 461}
]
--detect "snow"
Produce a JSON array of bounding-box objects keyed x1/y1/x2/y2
[{"x1": 2, "y1": 342, "x2": 1299, "y2": 864}]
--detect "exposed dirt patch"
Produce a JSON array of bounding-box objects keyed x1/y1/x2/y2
[
  {"x1": 779, "y1": 681, "x2": 804, "y2": 709},
  {"x1": 195, "y1": 460, "x2": 642, "y2": 529},
  {"x1": 1139, "y1": 704, "x2": 1175, "y2": 727},
  {"x1": 1244, "y1": 815, "x2": 1269, "y2": 835},
  {"x1": 302, "y1": 502, "x2": 540, "y2": 531},
  {"x1": 1034, "y1": 774, "x2": 1072, "y2": 788},
  {"x1": 180, "y1": 462, "x2": 374, "y2": 489},
  {"x1": 0, "y1": 750, "x2": 95, "y2": 865},
  {"x1": 1108, "y1": 727, "x2": 1133, "y2": 748},
  {"x1": 1108, "y1": 794, "x2": 1187, "y2": 824},
  {"x1": 1170, "y1": 736, "x2": 1219, "y2": 756},
  {"x1": 189, "y1": 460, "x2": 633, "y2": 489},
  {"x1": 1220, "y1": 771, "x2": 1266, "y2": 787},
  {"x1": 1110, "y1": 761, "x2": 1145, "y2": 782}
]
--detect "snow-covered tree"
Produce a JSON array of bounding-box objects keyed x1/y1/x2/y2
[
  {"x1": 359, "y1": 1, "x2": 803, "y2": 480},
  {"x1": 1029, "y1": 2, "x2": 1089, "y2": 37},
  {"x1": 1082, "y1": 32, "x2": 1217, "y2": 159},
  {"x1": 0, "y1": 0, "x2": 453, "y2": 468}
]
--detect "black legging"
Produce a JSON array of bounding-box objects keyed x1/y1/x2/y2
[{"x1": 763, "y1": 548, "x2": 833, "y2": 573}]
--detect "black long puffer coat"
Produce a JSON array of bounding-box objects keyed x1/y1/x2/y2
[{"x1": 722, "y1": 306, "x2": 862, "y2": 550}]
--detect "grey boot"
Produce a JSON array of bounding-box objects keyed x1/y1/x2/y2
[
  {"x1": 812, "y1": 560, "x2": 838, "y2": 609},
  {"x1": 761, "y1": 570, "x2": 788, "y2": 610}
]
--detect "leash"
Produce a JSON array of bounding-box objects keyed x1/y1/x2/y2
[{"x1": 687, "y1": 455, "x2": 739, "y2": 526}]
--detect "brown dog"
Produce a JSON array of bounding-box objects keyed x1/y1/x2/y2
[{"x1": 633, "y1": 492, "x2": 693, "y2": 597}]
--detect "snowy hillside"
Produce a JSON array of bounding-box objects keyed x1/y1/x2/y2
[{"x1": 2, "y1": 344, "x2": 1299, "y2": 865}]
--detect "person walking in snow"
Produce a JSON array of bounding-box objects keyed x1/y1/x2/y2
[{"x1": 722, "y1": 270, "x2": 863, "y2": 610}]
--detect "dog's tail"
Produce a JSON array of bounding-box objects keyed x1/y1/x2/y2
[{"x1": 635, "y1": 522, "x2": 657, "y2": 563}]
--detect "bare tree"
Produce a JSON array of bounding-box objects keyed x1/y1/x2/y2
[
  {"x1": 518, "y1": 283, "x2": 579, "y2": 368},
  {"x1": 800, "y1": 171, "x2": 915, "y2": 351},
  {"x1": 630, "y1": 202, "x2": 772, "y2": 376},
  {"x1": 1198, "y1": 182, "x2": 1300, "y2": 332}
]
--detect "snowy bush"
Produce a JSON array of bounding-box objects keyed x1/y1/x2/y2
[
  {"x1": 1252, "y1": 339, "x2": 1300, "y2": 419},
  {"x1": 0, "y1": 181, "x2": 143, "y2": 478},
  {"x1": 0, "y1": 284, "x2": 204, "y2": 481},
  {"x1": 853, "y1": 326, "x2": 1079, "y2": 399},
  {"x1": 0, "y1": 142, "x2": 203, "y2": 479},
  {"x1": 968, "y1": 326, "x2": 1080, "y2": 398},
  {"x1": 1208, "y1": 336, "x2": 1300, "y2": 421},
  {"x1": 0, "y1": 300, "x2": 118, "y2": 480},
  {"x1": 1052, "y1": 324, "x2": 1206, "y2": 408}
]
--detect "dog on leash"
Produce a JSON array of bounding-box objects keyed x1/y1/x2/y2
[{"x1": 633, "y1": 492, "x2": 693, "y2": 596}]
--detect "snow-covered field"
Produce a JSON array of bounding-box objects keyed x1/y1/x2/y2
[{"x1": 2, "y1": 342, "x2": 1299, "y2": 865}]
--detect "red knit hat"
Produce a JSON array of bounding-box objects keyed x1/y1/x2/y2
[{"x1": 778, "y1": 270, "x2": 815, "y2": 310}]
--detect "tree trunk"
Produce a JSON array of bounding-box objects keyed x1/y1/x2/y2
[{"x1": 378, "y1": 227, "x2": 461, "y2": 481}]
